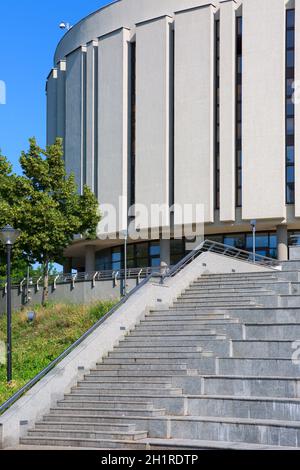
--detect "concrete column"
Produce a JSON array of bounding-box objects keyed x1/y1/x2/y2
[
  {"x1": 277, "y1": 225, "x2": 288, "y2": 261},
  {"x1": 85, "y1": 245, "x2": 96, "y2": 272},
  {"x1": 160, "y1": 239, "x2": 171, "y2": 266},
  {"x1": 63, "y1": 258, "x2": 72, "y2": 274}
]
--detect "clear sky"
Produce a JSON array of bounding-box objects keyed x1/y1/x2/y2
[{"x1": 0, "y1": 0, "x2": 112, "y2": 174}]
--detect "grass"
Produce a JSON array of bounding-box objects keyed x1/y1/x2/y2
[{"x1": 0, "y1": 300, "x2": 118, "y2": 407}]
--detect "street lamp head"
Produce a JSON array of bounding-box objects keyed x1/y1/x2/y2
[{"x1": 0, "y1": 225, "x2": 21, "y2": 246}]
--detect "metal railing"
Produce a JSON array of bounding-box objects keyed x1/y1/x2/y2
[
  {"x1": 161, "y1": 239, "x2": 280, "y2": 282},
  {"x1": 0, "y1": 267, "x2": 160, "y2": 292},
  {"x1": 0, "y1": 239, "x2": 280, "y2": 414}
]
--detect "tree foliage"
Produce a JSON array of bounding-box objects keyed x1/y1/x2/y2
[{"x1": 0, "y1": 138, "x2": 100, "y2": 304}]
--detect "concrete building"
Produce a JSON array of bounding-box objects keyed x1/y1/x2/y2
[{"x1": 46, "y1": 0, "x2": 300, "y2": 272}]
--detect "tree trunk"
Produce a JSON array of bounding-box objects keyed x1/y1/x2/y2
[{"x1": 42, "y1": 261, "x2": 49, "y2": 306}]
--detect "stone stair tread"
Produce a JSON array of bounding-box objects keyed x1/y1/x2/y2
[
  {"x1": 144, "y1": 438, "x2": 296, "y2": 450},
  {"x1": 177, "y1": 415, "x2": 300, "y2": 428},
  {"x1": 190, "y1": 394, "x2": 300, "y2": 403},
  {"x1": 29, "y1": 429, "x2": 148, "y2": 438},
  {"x1": 201, "y1": 374, "x2": 300, "y2": 380},
  {"x1": 20, "y1": 436, "x2": 147, "y2": 449}
]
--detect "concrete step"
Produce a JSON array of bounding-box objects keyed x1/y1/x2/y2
[
  {"x1": 134, "y1": 325, "x2": 216, "y2": 333},
  {"x1": 85, "y1": 373, "x2": 173, "y2": 382},
  {"x1": 116, "y1": 340, "x2": 230, "y2": 356},
  {"x1": 199, "y1": 273, "x2": 277, "y2": 279},
  {"x1": 27, "y1": 428, "x2": 148, "y2": 441},
  {"x1": 94, "y1": 364, "x2": 188, "y2": 371},
  {"x1": 101, "y1": 358, "x2": 214, "y2": 366},
  {"x1": 232, "y1": 340, "x2": 297, "y2": 358},
  {"x1": 187, "y1": 395, "x2": 300, "y2": 421},
  {"x1": 65, "y1": 395, "x2": 185, "y2": 414},
  {"x1": 103, "y1": 351, "x2": 203, "y2": 364},
  {"x1": 146, "y1": 437, "x2": 295, "y2": 450},
  {"x1": 164, "y1": 415, "x2": 300, "y2": 447},
  {"x1": 135, "y1": 323, "x2": 243, "y2": 339},
  {"x1": 114, "y1": 344, "x2": 204, "y2": 351},
  {"x1": 79, "y1": 380, "x2": 173, "y2": 390},
  {"x1": 179, "y1": 291, "x2": 273, "y2": 299},
  {"x1": 20, "y1": 436, "x2": 147, "y2": 450},
  {"x1": 128, "y1": 330, "x2": 222, "y2": 338},
  {"x1": 173, "y1": 299, "x2": 258, "y2": 307},
  {"x1": 279, "y1": 295, "x2": 300, "y2": 307},
  {"x1": 189, "y1": 283, "x2": 290, "y2": 295},
  {"x1": 49, "y1": 405, "x2": 167, "y2": 416},
  {"x1": 77, "y1": 369, "x2": 191, "y2": 378},
  {"x1": 40, "y1": 420, "x2": 137, "y2": 432},
  {"x1": 141, "y1": 319, "x2": 239, "y2": 326},
  {"x1": 63, "y1": 397, "x2": 155, "y2": 408},
  {"x1": 55, "y1": 402, "x2": 164, "y2": 416},
  {"x1": 221, "y1": 307, "x2": 300, "y2": 323},
  {"x1": 201, "y1": 375, "x2": 300, "y2": 398},
  {"x1": 73, "y1": 386, "x2": 183, "y2": 396},
  {"x1": 216, "y1": 357, "x2": 300, "y2": 377},
  {"x1": 245, "y1": 323, "x2": 300, "y2": 340}
]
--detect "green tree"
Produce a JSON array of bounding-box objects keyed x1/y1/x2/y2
[{"x1": 18, "y1": 138, "x2": 100, "y2": 304}]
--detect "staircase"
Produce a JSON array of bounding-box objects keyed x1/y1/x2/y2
[{"x1": 20, "y1": 269, "x2": 300, "y2": 449}]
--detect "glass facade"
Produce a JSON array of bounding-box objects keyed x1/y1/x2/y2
[
  {"x1": 209, "y1": 232, "x2": 277, "y2": 259},
  {"x1": 96, "y1": 240, "x2": 187, "y2": 271},
  {"x1": 236, "y1": 16, "x2": 243, "y2": 207},
  {"x1": 215, "y1": 19, "x2": 220, "y2": 210},
  {"x1": 286, "y1": 9, "x2": 295, "y2": 204}
]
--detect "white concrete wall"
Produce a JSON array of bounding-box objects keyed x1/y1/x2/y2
[
  {"x1": 174, "y1": 4, "x2": 216, "y2": 224},
  {"x1": 219, "y1": 0, "x2": 237, "y2": 222},
  {"x1": 0, "y1": 250, "x2": 270, "y2": 449},
  {"x1": 135, "y1": 16, "x2": 172, "y2": 228},
  {"x1": 98, "y1": 28, "x2": 129, "y2": 234},
  {"x1": 65, "y1": 46, "x2": 87, "y2": 191},
  {"x1": 242, "y1": 0, "x2": 286, "y2": 220}
]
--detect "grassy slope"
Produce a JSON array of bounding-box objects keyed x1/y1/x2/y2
[{"x1": 0, "y1": 300, "x2": 117, "y2": 405}]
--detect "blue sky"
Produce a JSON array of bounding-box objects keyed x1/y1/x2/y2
[{"x1": 0, "y1": 0, "x2": 112, "y2": 174}]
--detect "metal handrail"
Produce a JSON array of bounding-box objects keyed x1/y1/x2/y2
[
  {"x1": 161, "y1": 239, "x2": 280, "y2": 282},
  {"x1": 0, "y1": 273, "x2": 153, "y2": 415}
]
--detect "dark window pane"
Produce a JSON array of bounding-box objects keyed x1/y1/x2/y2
[
  {"x1": 287, "y1": 30, "x2": 295, "y2": 48},
  {"x1": 136, "y1": 243, "x2": 148, "y2": 259},
  {"x1": 224, "y1": 235, "x2": 245, "y2": 249},
  {"x1": 286, "y1": 100, "x2": 294, "y2": 117},
  {"x1": 287, "y1": 78, "x2": 294, "y2": 96},
  {"x1": 287, "y1": 9, "x2": 295, "y2": 28},
  {"x1": 149, "y1": 242, "x2": 160, "y2": 256},
  {"x1": 287, "y1": 146, "x2": 294, "y2": 164},
  {"x1": 287, "y1": 165, "x2": 295, "y2": 183},
  {"x1": 287, "y1": 50, "x2": 294, "y2": 68},
  {"x1": 287, "y1": 117, "x2": 294, "y2": 135},
  {"x1": 269, "y1": 235, "x2": 277, "y2": 249},
  {"x1": 287, "y1": 183, "x2": 295, "y2": 204}
]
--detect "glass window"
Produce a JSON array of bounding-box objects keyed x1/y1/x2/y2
[
  {"x1": 287, "y1": 30, "x2": 295, "y2": 48},
  {"x1": 287, "y1": 118, "x2": 294, "y2": 135},
  {"x1": 224, "y1": 235, "x2": 245, "y2": 249},
  {"x1": 287, "y1": 50, "x2": 295, "y2": 68},
  {"x1": 287, "y1": 99, "x2": 294, "y2": 117},
  {"x1": 287, "y1": 165, "x2": 295, "y2": 183},
  {"x1": 287, "y1": 146, "x2": 294, "y2": 164},
  {"x1": 287, "y1": 9, "x2": 295, "y2": 28}
]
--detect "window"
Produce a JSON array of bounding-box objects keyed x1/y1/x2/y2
[
  {"x1": 215, "y1": 20, "x2": 220, "y2": 209},
  {"x1": 236, "y1": 17, "x2": 243, "y2": 207},
  {"x1": 209, "y1": 232, "x2": 278, "y2": 259},
  {"x1": 286, "y1": 9, "x2": 295, "y2": 204},
  {"x1": 130, "y1": 42, "x2": 136, "y2": 207}
]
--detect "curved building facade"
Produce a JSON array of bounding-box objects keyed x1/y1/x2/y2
[{"x1": 47, "y1": 0, "x2": 300, "y2": 272}]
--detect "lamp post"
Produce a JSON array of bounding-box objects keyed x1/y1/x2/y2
[
  {"x1": 250, "y1": 220, "x2": 257, "y2": 263},
  {"x1": 0, "y1": 225, "x2": 21, "y2": 382}
]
